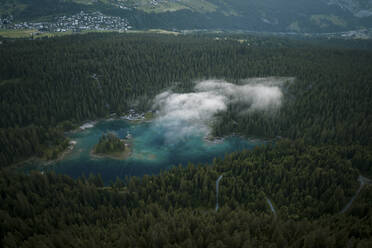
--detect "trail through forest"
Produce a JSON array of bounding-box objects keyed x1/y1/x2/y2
[
  {"x1": 340, "y1": 175, "x2": 372, "y2": 213},
  {"x1": 216, "y1": 175, "x2": 223, "y2": 211},
  {"x1": 266, "y1": 198, "x2": 276, "y2": 217}
]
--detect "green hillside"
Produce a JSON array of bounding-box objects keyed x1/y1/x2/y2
[{"x1": 1, "y1": 1, "x2": 372, "y2": 34}]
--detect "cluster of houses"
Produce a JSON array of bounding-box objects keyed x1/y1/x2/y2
[
  {"x1": 151, "y1": 0, "x2": 160, "y2": 7},
  {"x1": 0, "y1": 15, "x2": 14, "y2": 29},
  {"x1": 112, "y1": 0, "x2": 160, "y2": 9},
  {"x1": 339, "y1": 29, "x2": 372, "y2": 39},
  {"x1": 120, "y1": 109, "x2": 146, "y2": 121},
  {"x1": 307, "y1": 28, "x2": 372, "y2": 39},
  {"x1": 54, "y1": 11, "x2": 131, "y2": 32},
  {"x1": 1, "y1": 11, "x2": 132, "y2": 33}
]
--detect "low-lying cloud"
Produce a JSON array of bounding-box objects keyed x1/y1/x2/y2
[{"x1": 152, "y1": 77, "x2": 291, "y2": 143}]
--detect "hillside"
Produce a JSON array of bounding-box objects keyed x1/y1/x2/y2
[{"x1": 1, "y1": 0, "x2": 372, "y2": 33}]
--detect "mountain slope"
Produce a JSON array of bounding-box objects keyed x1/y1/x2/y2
[
  {"x1": 1, "y1": 0, "x2": 372, "y2": 32},
  {"x1": 328, "y1": 0, "x2": 372, "y2": 17}
]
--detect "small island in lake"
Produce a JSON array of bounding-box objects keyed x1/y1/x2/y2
[{"x1": 91, "y1": 133, "x2": 131, "y2": 160}]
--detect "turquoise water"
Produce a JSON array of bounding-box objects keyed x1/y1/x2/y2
[{"x1": 24, "y1": 119, "x2": 263, "y2": 183}]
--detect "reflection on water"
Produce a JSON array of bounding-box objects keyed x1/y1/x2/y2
[{"x1": 23, "y1": 119, "x2": 263, "y2": 183}]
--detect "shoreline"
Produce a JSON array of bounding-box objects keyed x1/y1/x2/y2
[
  {"x1": 10, "y1": 140, "x2": 77, "y2": 169},
  {"x1": 43, "y1": 140, "x2": 77, "y2": 166},
  {"x1": 203, "y1": 135, "x2": 225, "y2": 144},
  {"x1": 13, "y1": 111, "x2": 269, "y2": 169},
  {"x1": 203, "y1": 132, "x2": 270, "y2": 146},
  {"x1": 70, "y1": 111, "x2": 154, "y2": 133}
]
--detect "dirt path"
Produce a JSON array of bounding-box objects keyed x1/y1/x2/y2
[
  {"x1": 266, "y1": 197, "x2": 277, "y2": 217},
  {"x1": 340, "y1": 175, "x2": 372, "y2": 213},
  {"x1": 215, "y1": 175, "x2": 223, "y2": 211}
]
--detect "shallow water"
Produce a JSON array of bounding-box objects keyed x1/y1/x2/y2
[{"x1": 23, "y1": 119, "x2": 263, "y2": 183}]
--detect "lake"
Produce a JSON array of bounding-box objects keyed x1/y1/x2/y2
[{"x1": 23, "y1": 119, "x2": 264, "y2": 183}]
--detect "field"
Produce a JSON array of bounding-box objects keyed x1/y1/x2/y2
[
  {"x1": 124, "y1": 0, "x2": 218, "y2": 13},
  {"x1": 0, "y1": 29, "x2": 37, "y2": 38},
  {"x1": 0, "y1": 28, "x2": 182, "y2": 39}
]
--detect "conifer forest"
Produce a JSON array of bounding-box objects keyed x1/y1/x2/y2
[{"x1": 0, "y1": 32, "x2": 372, "y2": 247}]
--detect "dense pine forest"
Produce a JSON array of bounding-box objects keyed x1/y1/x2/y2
[
  {"x1": 1, "y1": 142, "x2": 372, "y2": 247},
  {"x1": 1, "y1": 33, "x2": 372, "y2": 246},
  {"x1": 1, "y1": 33, "x2": 372, "y2": 167},
  {"x1": 93, "y1": 133, "x2": 125, "y2": 154}
]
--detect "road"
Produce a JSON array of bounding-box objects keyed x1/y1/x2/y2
[
  {"x1": 215, "y1": 175, "x2": 223, "y2": 211},
  {"x1": 214, "y1": 173, "x2": 277, "y2": 216},
  {"x1": 266, "y1": 197, "x2": 277, "y2": 217},
  {"x1": 340, "y1": 175, "x2": 372, "y2": 214}
]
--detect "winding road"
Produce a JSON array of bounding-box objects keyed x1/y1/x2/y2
[
  {"x1": 214, "y1": 174, "x2": 277, "y2": 216},
  {"x1": 340, "y1": 175, "x2": 372, "y2": 214},
  {"x1": 213, "y1": 172, "x2": 371, "y2": 216}
]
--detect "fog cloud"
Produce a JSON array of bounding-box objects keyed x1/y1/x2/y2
[{"x1": 153, "y1": 77, "x2": 291, "y2": 143}]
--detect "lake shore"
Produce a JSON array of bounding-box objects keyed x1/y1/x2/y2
[
  {"x1": 10, "y1": 140, "x2": 77, "y2": 168},
  {"x1": 43, "y1": 140, "x2": 77, "y2": 166},
  {"x1": 70, "y1": 111, "x2": 154, "y2": 134}
]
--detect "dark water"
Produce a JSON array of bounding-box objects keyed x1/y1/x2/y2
[{"x1": 23, "y1": 119, "x2": 263, "y2": 183}]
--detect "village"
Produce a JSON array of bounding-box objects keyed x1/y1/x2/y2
[
  {"x1": 120, "y1": 109, "x2": 147, "y2": 121},
  {"x1": 1, "y1": 11, "x2": 131, "y2": 33}
]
